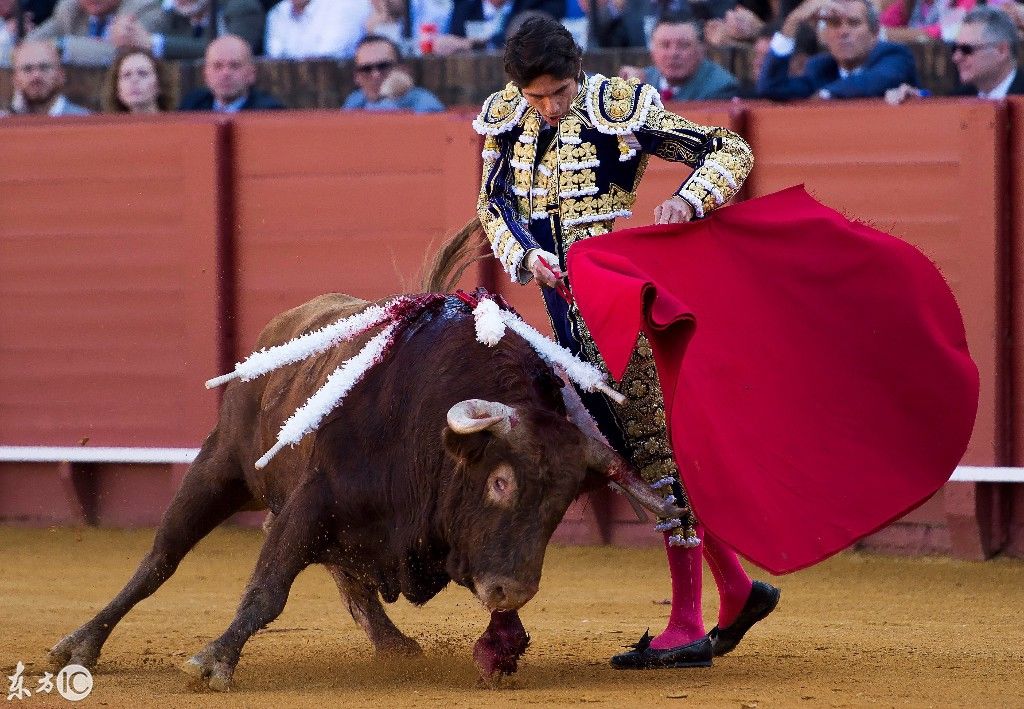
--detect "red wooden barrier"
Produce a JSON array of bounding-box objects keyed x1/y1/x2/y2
[
  {"x1": 0, "y1": 117, "x2": 226, "y2": 446},
  {"x1": 1006, "y1": 96, "x2": 1024, "y2": 558},
  {"x1": 0, "y1": 105, "x2": 1018, "y2": 562},
  {"x1": 0, "y1": 116, "x2": 227, "y2": 526},
  {"x1": 228, "y1": 110, "x2": 483, "y2": 356}
]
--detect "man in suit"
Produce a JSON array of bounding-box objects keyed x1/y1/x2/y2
[
  {"x1": 2, "y1": 38, "x2": 90, "y2": 114},
  {"x1": 757, "y1": 0, "x2": 916, "y2": 100},
  {"x1": 27, "y1": 0, "x2": 161, "y2": 65},
  {"x1": 619, "y1": 14, "x2": 739, "y2": 100},
  {"x1": 886, "y1": 6, "x2": 1022, "y2": 104},
  {"x1": 109, "y1": 0, "x2": 265, "y2": 61},
  {"x1": 179, "y1": 33, "x2": 284, "y2": 111}
]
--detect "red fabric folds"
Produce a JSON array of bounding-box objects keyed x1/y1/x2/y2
[{"x1": 567, "y1": 185, "x2": 979, "y2": 574}]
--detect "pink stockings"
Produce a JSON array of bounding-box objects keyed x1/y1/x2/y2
[{"x1": 648, "y1": 526, "x2": 754, "y2": 650}]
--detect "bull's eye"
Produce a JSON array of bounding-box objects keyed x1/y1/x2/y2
[{"x1": 486, "y1": 464, "x2": 517, "y2": 506}]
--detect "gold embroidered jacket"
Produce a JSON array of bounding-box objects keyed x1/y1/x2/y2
[{"x1": 472, "y1": 73, "x2": 754, "y2": 283}]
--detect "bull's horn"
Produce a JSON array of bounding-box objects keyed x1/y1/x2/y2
[
  {"x1": 585, "y1": 438, "x2": 690, "y2": 520},
  {"x1": 447, "y1": 399, "x2": 516, "y2": 436},
  {"x1": 558, "y1": 372, "x2": 609, "y2": 446}
]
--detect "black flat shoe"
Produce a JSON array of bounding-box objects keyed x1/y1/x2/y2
[
  {"x1": 610, "y1": 630, "x2": 713, "y2": 669},
  {"x1": 707, "y1": 580, "x2": 781, "y2": 657}
]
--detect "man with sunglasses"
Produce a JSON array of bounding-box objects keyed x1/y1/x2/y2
[
  {"x1": 757, "y1": 0, "x2": 916, "y2": 100},
  {"x1": 342, "y1": 34, "x2": 443, "y2": 112},
  {"x1": 886, "y1": 6, "x2": 1022, "y2": 104}
]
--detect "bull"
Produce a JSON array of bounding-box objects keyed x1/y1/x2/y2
[{"x1": 49, "y1": 235, "x2": 680, "y2": 689}]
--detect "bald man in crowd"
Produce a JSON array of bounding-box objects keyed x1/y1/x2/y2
[
  {"x1": 179, "y1": 34, "x2": 285, "y2": 111},
  {"x1": 2, "y1": 39, "x2": 90, "y2": 115}
]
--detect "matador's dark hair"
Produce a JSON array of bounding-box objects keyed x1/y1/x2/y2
[{"x1": 503, "y1": 15, "x2": 582, "y2": 88}]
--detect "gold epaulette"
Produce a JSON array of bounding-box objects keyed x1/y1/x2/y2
[
  {"x1": 582, "y1": 74, "x2": 662, "y2": 136},
  {"x1": 472, "y1": 82, "x2": 528, "y2": 136}
]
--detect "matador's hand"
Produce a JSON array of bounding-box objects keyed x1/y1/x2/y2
[
  {"x1": 654, "y1": 196, "x2": 695, "y2": 225},
  {"x1": 525, "y1": 248, "x2": 563, "y2": 287}
]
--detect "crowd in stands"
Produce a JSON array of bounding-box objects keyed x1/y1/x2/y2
[{"x1": 1, "y1": 0, "x2": 1022, "y2": 117}]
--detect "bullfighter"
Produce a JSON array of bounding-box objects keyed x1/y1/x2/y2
[{"x1": 472, "y1": 15, "x2": 780, "y2": 669}]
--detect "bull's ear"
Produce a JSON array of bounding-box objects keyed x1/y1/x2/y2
[{"x1": 443, "y1": 427, "x2": 491, "y2": 467}]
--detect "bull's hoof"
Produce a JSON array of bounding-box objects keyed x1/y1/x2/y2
[
  {"x1": 49, "y1": 631, "x2": 101, "y2": 671},
  {"x1": 375, "y1": 634, "x2": 423, "y2": 658},
  {"x1": 182, "y1": 647, "x2": 236, "y2": 692}
]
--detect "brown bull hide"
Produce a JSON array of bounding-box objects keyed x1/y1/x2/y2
[{"x1": 49, "y1": 292, "x2": 631, "y2": 690}]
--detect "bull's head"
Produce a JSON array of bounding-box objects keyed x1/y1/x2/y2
[{"x1": 441, "y1": 394, "x2": 684, "y2": 613}]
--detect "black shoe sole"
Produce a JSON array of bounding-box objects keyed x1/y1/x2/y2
[{"x1": 610, "y1": 637, "x2": 713, "y2": 669}]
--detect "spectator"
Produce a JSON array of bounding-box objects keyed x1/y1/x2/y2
[
  {"x1": 578, "y1": 0, "x2": 647, "y2": 47},
  {"x1": 110, "y1": 0, "x2": 265, "y2": 61},
  {"x1": 620, "y1": 14, "x2": 739, "y2": 100},
  {"x1": 21, "y1": 0, "x2": 60, "y2": 24},
  {"x1": 101, "y1": 48, "x2": 177, "y2": 112},
  {"x1": 880, "y1": 0, "x2": 976, "y2": 44},
  {"x1": 442, "y1": 0, "x2": 563, "y2": 52},
  {"x1": 265, "y1": 0, "x2": 371, "y2": 59},
  {"x1": 886, "y1": 5, "x2": 1022, "y2": 103},
  {"x1": 28, "y1": 0, "x2": 162, "y2": 66},
  {"x1": 363, "y1": 0, "x2": 455, "y2": 52},
  {"x1": 758, "y1": 0, "x2": 916, "y2": 100},
  {"x1": 702, "y1": 0, "x2": 810, "y2": 46},
  {"x1": 656, "y1": 0, "x2": 731, "y2": 21},
  {"x1": 342, "y1": 33, "x2": 443, "y2": 111},
  {"x1": 179, "y1": 33, "x2": 285, "y2": 111},
  {"x1": 2, "y1": 0, "x2": 26, "y2": 67},
  {"x1": 3, "y1": 38, "x2": 90, "y2": 114}
]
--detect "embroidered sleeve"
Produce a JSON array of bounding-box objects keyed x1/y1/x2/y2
[
  {"x1": 634, "y1": 105, "x2": 753, "y2": 218},
  {"x1": 476, "y1": 134, "x2": 540, "y2": 284}
]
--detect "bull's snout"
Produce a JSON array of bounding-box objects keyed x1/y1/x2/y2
[{"x1": 474, "y1": 576, "x2": 538, "y2": 612}]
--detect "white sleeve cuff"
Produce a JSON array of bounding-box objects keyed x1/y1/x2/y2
[{"x1": 769, "y1": 31, "x2": 796, "y2": 57}]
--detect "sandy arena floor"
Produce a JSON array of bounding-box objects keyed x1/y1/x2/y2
[{"x1": 1, "y1": 527, "x2": 1021, "y2": 708}]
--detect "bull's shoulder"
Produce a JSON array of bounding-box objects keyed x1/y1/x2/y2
[{"x1": 256, "y1": 293, "x2": 372, "y2": 348}]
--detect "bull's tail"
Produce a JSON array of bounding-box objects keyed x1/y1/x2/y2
[{"x1": 421, "y1": 217, "x2": 485, "y2": 293}]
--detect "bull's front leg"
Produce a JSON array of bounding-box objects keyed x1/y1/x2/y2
[
  {"x1": 326, "y1": 565, "x2": 422, "y2": 657},
  {"x1": 183, "y1": 476, "x2": 328, "y2": 691},
  {"x1": 473, "y1": 610, "x2": 530, "y2": 686}
]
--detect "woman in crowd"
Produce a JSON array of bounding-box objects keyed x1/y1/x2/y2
[{"x1": 101, "y1": 49, "x2": 178, "y2": 114}]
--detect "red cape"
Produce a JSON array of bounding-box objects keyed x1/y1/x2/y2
[{"x1": 567, "y1": 185, "x2": 979, "y2": 574}]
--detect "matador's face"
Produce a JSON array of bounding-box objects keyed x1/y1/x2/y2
[{"x1": 520, "y1": 74, "x2": 579, "y2": 127}]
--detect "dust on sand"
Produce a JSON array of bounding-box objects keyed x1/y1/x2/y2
[{"x1": 1, "y1": 527, "x2": 1021, "y2": 708}]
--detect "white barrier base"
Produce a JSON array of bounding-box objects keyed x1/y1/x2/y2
[
  {"x1": 0, "y1": 447, "x2": 200, "y2": 464},
  {"x1": 0, "y1": 447, "x2": 1022, "y2": 482}
]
